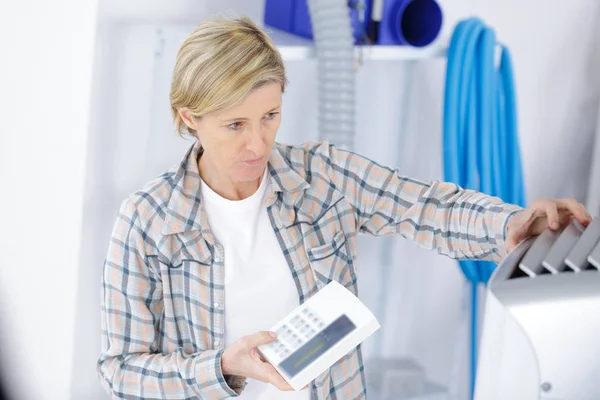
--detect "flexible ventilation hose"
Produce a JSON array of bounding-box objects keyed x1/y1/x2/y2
[
  {"x1": 443, "y1": 17, "x2": 526, "y2": 400},
  {"x1": 307, "y1": 0, "x2": 356, "y2": 151}
]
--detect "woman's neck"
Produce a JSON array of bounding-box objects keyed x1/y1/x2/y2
[{"x1": 198, "y1": 156, "x2": 262, "y2": 201}]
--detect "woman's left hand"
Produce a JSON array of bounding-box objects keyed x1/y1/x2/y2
[{"x1": 505, "y1": 198, "x2": 593, "y2": 252}]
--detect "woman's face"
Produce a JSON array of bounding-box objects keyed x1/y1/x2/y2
[{"x1": 189, "y1": 82, "x2": 282, "y2": 184}]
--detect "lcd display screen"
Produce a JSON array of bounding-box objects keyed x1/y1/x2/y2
[{"x1": 278, "y1": 314, "x2": 356, "y2": 378}]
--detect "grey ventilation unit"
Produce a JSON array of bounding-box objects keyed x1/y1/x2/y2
[{"x1": 475, "y1": 218, "x2": 600, "y2": 400}]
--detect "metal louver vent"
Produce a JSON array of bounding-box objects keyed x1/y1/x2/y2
[{"x1": 512, "y1": 217, "x2": 600, "y2": 279}]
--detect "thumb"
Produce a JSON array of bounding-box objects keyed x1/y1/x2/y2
[
  {"x1": 505, "y1": 220, "x2": 526, "y2": 252},
  {"x1": 508, "y1": 211, "x2": 534, "y2": 243},
  {"x1": 244, "y1": 331, "x2": 277, "y2": 348}
]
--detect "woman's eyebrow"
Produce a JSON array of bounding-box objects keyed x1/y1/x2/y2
[{"x1": 220, "y1": 105, "x2": 281, "y2": 123}]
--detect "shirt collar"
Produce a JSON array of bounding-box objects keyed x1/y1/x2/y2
[
  {"x1": 266, "y1": 143, "x2": 310, "y2": 194},
  {"x1": 162, "y1": 141, "x2": 309, "y2": 235}
]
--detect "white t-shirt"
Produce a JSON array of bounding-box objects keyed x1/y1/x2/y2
[{"x1": 200, "y1": 170, "x2": 311, "y2": 400}]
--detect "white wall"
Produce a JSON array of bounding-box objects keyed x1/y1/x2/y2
[
  {"x1": 460, "y1": 0, "x2": 600, "y2": 203},
  {"x1": 1, "y1": 0, "x2": 599, "y2": 399},
  {"x1": 68, "y1": 2, "x2": 268, "y2": 399},
  {"x1": 0, "y1": 0, "x2": 99, "y2": 399}
]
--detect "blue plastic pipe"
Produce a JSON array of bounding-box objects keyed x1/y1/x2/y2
[
  {"x1": 391, "y1": 0, "x2": 443, "y2": 46},
  {"x1": 443, "y1": 17, "x2": 526, "y2": 400}
]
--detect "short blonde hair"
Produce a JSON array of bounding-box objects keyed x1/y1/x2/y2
[{"x1": 170, "y1": 16, "x2": 287, "y2": 135}]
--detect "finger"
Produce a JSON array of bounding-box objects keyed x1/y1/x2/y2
[
  {"x1": 556, "y1": 199, "x2": 592, "y2": 225},
  {"x1": 251, "y1": 358, "x2": 284, "y2": 387},
  {"x1": 262, "y1": 364, "x2": 294, "y2": 391},
  {"x1": 243, "y1": 331, "x2": 277, "y2": 348},
  {"x1": 250, "y1": 347, "x2": 265, "y2": 362},
  {"x1": 509, "y1": 207, "x2": 537, "y2": 245},
  {"x1": 270, "y1": 375, "x2": 294, "y2": 391},
  {"x1": 542, "y1": 200, "x2": 560, "y2": 230},
  {"x1": 558, "y1": 211, "x2": 573, "y2": 227},
  {"x1": 513, "y1": 200, "x2": 558, "y2": 239}
]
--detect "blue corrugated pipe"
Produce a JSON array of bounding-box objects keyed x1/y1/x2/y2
[{"x1": 443, "y1": 17, "x2": 526, "y2": 400}]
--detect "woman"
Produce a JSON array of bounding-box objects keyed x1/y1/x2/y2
[{"x1": 97, "y1": 16, "x2": 591, "y2": 400}]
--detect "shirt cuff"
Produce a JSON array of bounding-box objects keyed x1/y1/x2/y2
[
  {"x1": 192, "y1": 349, "x2": 244, "y2": 399},
  {"x1": 490, "y1": 203, "x2": 524, "y2": 260}
]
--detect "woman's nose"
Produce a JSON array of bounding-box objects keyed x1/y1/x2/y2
[{"x1": 246, "y1": 127, "x2": 267, "y2": 155}]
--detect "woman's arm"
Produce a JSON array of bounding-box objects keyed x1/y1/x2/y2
[
  {"x1": 313, "y1": 142, "x2": 523, "y2": 263},
  {"x1": 97, "y1": 197, "x2": 244, "y2": 399}
]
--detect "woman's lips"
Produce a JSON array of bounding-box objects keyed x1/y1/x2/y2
[{"x1": 242, "y1": 157, "x2": 263, "y2": 166}]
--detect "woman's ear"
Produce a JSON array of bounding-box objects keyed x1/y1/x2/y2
[{"x1": 178, "y1": 108, "x2": 198, "y2": 133}]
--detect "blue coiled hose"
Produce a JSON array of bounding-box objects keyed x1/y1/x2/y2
[{"x1": 443, "y1": 17, "x2": 526, "y2": 399}]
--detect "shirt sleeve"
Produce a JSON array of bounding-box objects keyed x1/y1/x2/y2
[
  {"x1": 317, "y1": 142, "x2": 523, "y2": 263},
  {"x1": 97, "y1": 196, "x2": 244, "y2": 399}
]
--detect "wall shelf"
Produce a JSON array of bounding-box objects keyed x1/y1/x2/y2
[
  {"x1": 267, "y1": 27, "x2": 447, "y2": 61},
  {"x1": 155, "y1": 24, "x2": 446, "y2": 62}
]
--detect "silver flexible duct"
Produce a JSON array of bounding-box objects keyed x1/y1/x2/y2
[{"x1": 306, "y1": 0, "x2": 356, "y2": 151}]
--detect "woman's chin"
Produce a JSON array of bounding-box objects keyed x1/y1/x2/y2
[{"x1": 236, "y1": 164, "x2": 266, "y2": 182}]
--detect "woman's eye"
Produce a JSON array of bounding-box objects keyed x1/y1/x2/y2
[
  {"x1": 265, "y1": 112, "x2": 279, "y2": 120},
  {"x1": 227, "y1": 121, "x2": 244, "y2": 131}
]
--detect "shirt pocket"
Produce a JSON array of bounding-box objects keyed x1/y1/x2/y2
[
  {"x1": 156, "y1": 240, "x2": 214, "y2": 353},
  {"x1": 159, "y1": 231, "x2": 214, "y2": 304},
  {"x1": 307, "y1": 229, "x2": 356, "y2": 291}
]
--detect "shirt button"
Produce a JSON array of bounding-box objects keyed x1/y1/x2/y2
[
  {"x1": 213, "y1": 302, "x2": 220, "y2": 308},
  {"x1": 214, "y1": 255, "x2": 222, "y2": 263},
  {"x1": 214, "y1": 340, "x2": 220, "y2": 347}
]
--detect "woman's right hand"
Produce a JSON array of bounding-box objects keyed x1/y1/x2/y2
[{"x1": 221, "y1": 331, "x2": 294, "y2": 391}]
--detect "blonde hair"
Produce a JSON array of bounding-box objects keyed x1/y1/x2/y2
[{"x1": 170, "y1": 16, "x2": 287, "y2": 135}]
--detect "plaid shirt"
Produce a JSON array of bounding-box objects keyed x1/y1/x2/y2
[{"x1": 98, "y1": 140, "x2": 522, "y2": 399}]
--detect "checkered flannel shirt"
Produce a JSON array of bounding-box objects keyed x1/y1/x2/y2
[{"x1": 98, "y1": 140, "x2": 522, "y2": 399}]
